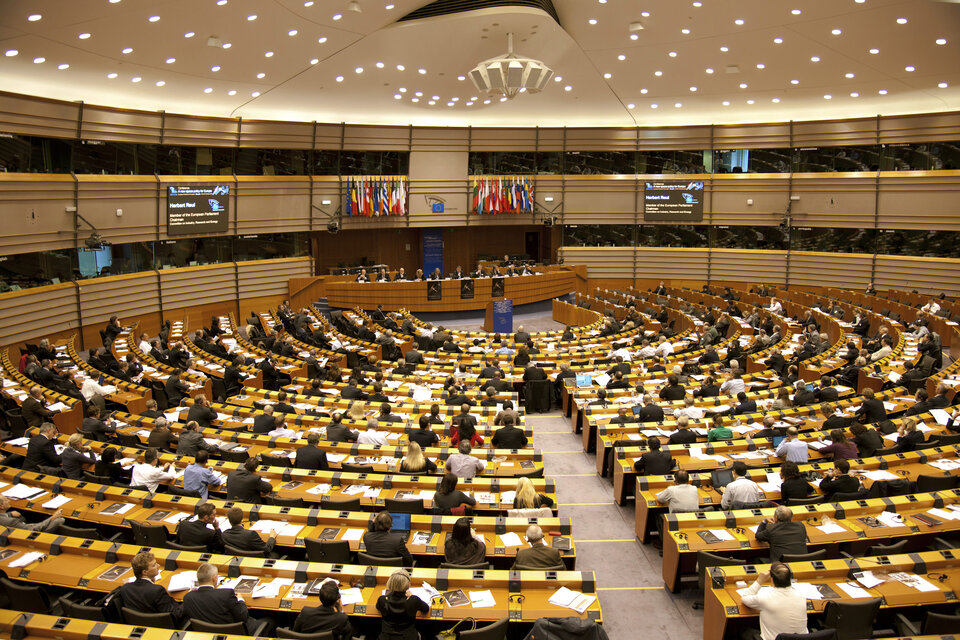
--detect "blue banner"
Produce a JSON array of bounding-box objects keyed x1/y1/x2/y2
[
  {"x1": 492, "y1": 299, "x2": 513, "y2": 333},
  {"x1": 422, "y1": 228, "x2": 443, "y2": 277}
]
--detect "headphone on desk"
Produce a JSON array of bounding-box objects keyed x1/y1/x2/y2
[{"x1": 508, "y1": 594, "x2": 525, "y2": 604}]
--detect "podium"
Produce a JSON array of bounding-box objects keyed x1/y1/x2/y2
[{"x1": 483, "y1": 299, "x2": 513, "y2": 333}]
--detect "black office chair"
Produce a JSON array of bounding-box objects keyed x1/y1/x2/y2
[
  {"x1": 440, "y1": 561, "x2": 492, "y2": 570},
  {"x1": 260, "y1": 452, "x2": 293, "y2": 468},
  {"x1": 513, "y1": 466, "x2": 545, "y2": 479},
  {"x1": 692, "y1": 551, "x2": 746, "y2": 610},
  {"x1": 784, "y1": 495, "x2": 823, "y2": 506},
  {"x1": 225, "y1": 543, "x2": 267, "y2": 558},
  {"x1": 56, "y1": 524, "x2": 101, "y2": 540},
  {"x1": 267, "y1": 495, "x2": 305, "y2": 508},
  {"x1": 115, "y1": 432, "x2": 144, "y2": 449},
  {"x1": 341, "y1": 463, "x2": 375, "y2": 473},
  {"x1": 383, "y1": 497, "x2": 425, "y2": 514},
  {"x1": 166, "y1": 485, "x2": 200, "y2": 498},
  {"x1": 59, "y1": 595, "x2": 106, "y2": 621},
  {"x1": 4, "y1": 409, "x2": 27, "y2": 438},
  {"x1": 780, "y1": 549, "x2": 827, "y2": 563},
  {"x1": 320, "y1": 497, "x2": 362, "y2": 512},
  {"x1": 167, "y1": 541, "x2": 207, "y2": 552},
  {"x1": 820, "y1": 598, "x2": 882, "y2": 640},
  {"x1": 121, "y1": 607, "x2": 177, "y2": 629},
  {"x1": 864, "y1": 538, "x2": 909, "y2": 556},
  {"x1": 358, "y1": 551, "x2": 405, "y2": 567},
  {"x1": 0, "y1": 577, "x2": 51, "y2": 614},
  {"x1": 775, "y1": 631, "x2": 837, "y2": 640},
  {"x1": 514, "y1": 562, "x2": 565, "y2": 571},
  {"x1": 896, "y1": 610, "x2": 960, "y2": 635},
  {"x1": 190, "y1": 618, "x2": 269, "y2": 635},
  {"x1": 304, "y1": 538, "x2": 352, "y2": 564},
  {"x1": 275, "y1": 629, "x2": 335, "y2": 640},
  {"x1": 525, "y1": 379, "x2": 553, "y2": 413},
  {"x1": 831, "y1": 489, "x2": 869, "y2": 502},
  {"x1": 220, "y1": 448, "x2": 250, "y2": 463},
  {"x1": 129, "y1": 521, "x2": 169, "y2": 547},
  {"x1": 460, "y1": 616, "x2": 509, "y2": 640},
  {"x1": 916, "y1": 473, "x2": 958, "y2": 492}
]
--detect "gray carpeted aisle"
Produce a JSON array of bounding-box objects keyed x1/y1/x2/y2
[{"x1": 529, "y1": 411, "x2": 703, "y2": 640}]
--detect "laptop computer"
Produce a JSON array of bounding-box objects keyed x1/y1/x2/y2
[
  {"x1": 710, "y1": 468, "x2": 734, "y2": 489},
  {"x1": 632, "y1": 405, "x2": 643, "y2": 416},
  {"x1": 389, "y1": 512, "x2": 411, "y2": 542},
  {"x1": 576, "y1": 373, "x2": 593, "y2": 388},
  {"x1": 771, "y1": 435, "x2": 786, "y2": 449}
]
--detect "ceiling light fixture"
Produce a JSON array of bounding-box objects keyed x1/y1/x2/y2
[
  {"x1": 184, "y1": 31, "x2": 195, "y2": 38},
  {"x1": 4, "y1": 49, "x2": 18, "y2": 57},
  {"x1": 131, "y1": 76, "x2": 141, "y2": 82},
  {"x1": 211, "y1": 65, "x2": 221, "y2": 71},
  {"x1": 32, "y1": 57, "x2": 44, "y2": 63},
  {"x1": 774, "y1": 38, "x2": 783, "y2": 44},
  {"x1": 650, "y1": 103, "x2": 658, "y2": 108},
  {"x1": 58, "y1": 63, "x2": 69, "y2": 69},
  {"x1": 289, "y1": 29, "x2": 298, "y2": 36},
  {"x1": 878, "y1": 89, "x2": 888, "y2": 94},
  {"x1": 939, "y1": 82, "x2": 948, "y2": 88},
  {"x1": 935, "y1": 38, "x2": 946, "y2": 45},
  {"x1": 896, "y1": 18, "x2": 907, "y2": 24},
  {"x1": 850, "y1": 92, "x2": 859, "y2": 97},
  {"x1": 468, "y1": 33, "x2": 554, "y2": 100},
  {"x1": 78, "y1": 32, "x2": 91, "y2": 39},
  {"x1": 107, "y1": 72, "x2": 118, "y2": 78},
  {"x1": 869, "y1": 48, "x2": 879, "y2": 54},
  {"x1": 155, "y1": 80, "x2": 165, "y2": 86},
  {"x1": 27, "y1": 14, "x2": 41, "y2": 21},
  {"x1": 318, "y1": 37, "x2": 327, "y2": 43}
]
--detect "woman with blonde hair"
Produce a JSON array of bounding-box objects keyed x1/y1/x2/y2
[
  {"x1": 896, "y1": 417, "x2": 925, "y2": 452},
  {"x1": 376, "y1": 568, "x2": 428, "y2": 640},
  {"x1": 513, "y1": 476, "x2": 554, "y2": 510},
  {"x1": 399, "y1": 441, "x2": 437, "y2": 474},
  {"x1": 62, "y1": 432, "x2": 96, "y2": 480},
  {"x1": 346, "y1": 401, "x2": 366, "y2": 422}
]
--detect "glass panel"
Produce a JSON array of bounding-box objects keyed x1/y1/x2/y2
[
  {"x1": 468, "y1": 152, "x2": 537, "y2": 175},
  {"x1": 235, "y1": 148, "x2": 309, "y2": 175},
  {"x1": 154, "y1": 236, "x2": 233, "y2": 268},
  {"x1": 562, "y1": 224, "x2": 633, "y2": 246},
  {"x1": 535, "y1": 152, "x2": 563, "y2": 174},
  {"x1": 714, "y1": 148, "x2": 793, "y2": 173},
  {"x1": 637, "y1": 151, "x2": 706, "y2": 175},
  {"x1": 72, "y1": 140, "x2": 137, "y2": 174},
  {"x1": 563, "y1": 151, "x2": 634, "y2": 174},
  {"x1": 637, "y1": 224, "x2": 709, "y2": 247},
  {"x1": 884, "y1": 141, "x2": 960, "y2": 171},
  {"x1": 876, "y1": 229, "x2": 960, "y2": 257},
  {"x1": 234, "y1": 233, "x2": 309, "y2": 261},
  {"x1": 713, "y1": 225, "x2": 789, "y2": 250},
  {"x1": 795, "y1": 145, "x2": 880, "y2": 172},
  {"x1": 790, "y1": 227, "x2": 876, "y2": 253},
  {"x1": 0, "y1": 249, "x2": 74, "y2": 289},
  {"x1": 0, "y1": 133, "x2": 35, "y2": 172}
]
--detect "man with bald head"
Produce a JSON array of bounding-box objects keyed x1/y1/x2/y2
[
  {"x1": 755, "y1": 505, "x2": 807, "y2": 562},
  {"x1": 512, "y1": 524, "x2": 562, "y2": 569}
]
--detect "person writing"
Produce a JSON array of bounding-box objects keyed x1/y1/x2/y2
[{"x1": 292, "y1": 580, "x2": 355, "y2": 639}]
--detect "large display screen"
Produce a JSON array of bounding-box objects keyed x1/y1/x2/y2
[
  {"x1": 643, "y1": 180, "x2": 704, "y2": 222},
  {"x1": 167, "y1": 185, "x2": 230, "y2": 235}
]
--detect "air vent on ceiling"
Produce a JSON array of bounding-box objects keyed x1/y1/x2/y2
[{"x1": 399, "y1": 0, "x2": 560, "y2": 25}]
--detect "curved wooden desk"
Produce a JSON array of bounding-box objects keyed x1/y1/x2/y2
[{"x1": 325, "y1": 266, "x2": 582, "y2": 312}]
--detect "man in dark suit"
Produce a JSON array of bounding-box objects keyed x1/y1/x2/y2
[
  {"x1": 929, "y1": 383, "x2": 951, "y2": 409},
  {"x1": 223, "y1": 356, "x2": 247, "y2": 397},
  {"x1": 186, "y1": 394, "x2": 217, "y2": 428},
  {"x1": 486, "y1": 371, "x2": 512, "y2": 392},
  {"x1": 478, "y1": 360, "x2": 504, "y2": 380},
  {"x1": 22, "y1": 385, "x2": 56, "y2": 427},
  {"x1": 182, "y1": 562, "x2": 266, "y2": 634},
  {"x1": 523, "y1": 364, "x2": 547, "y2": 382},
  {"x1": 792, "y1": 382, "x2": 817, "y2": 407},
  {"x1": 820, "y1": 404, "x2": 853, "y2": 432},
  {"x1": 514, "y1": 326, "x2": 531, "y2": 345},
  {"x1": 633, "y1": 438, "x2": 675, "y2": 475},
  {"x1": 668, "y1": 417, "x2": 698, "y2": 444},
  {"x1": 764, "y1": 348, "x2": 787, "y2": 377},
  {"x1": 295, "y1": 432, "x2": 329, "y2": 470},
  {"x1": 177, "y1": 420, "x2": 218, "y2": 457},
  {"x1": 81, "y1": 405, "x2": 117, "y2": 442},
  {"x1": 445, "y1": 385, "x2": 475, "y2": 406},
  {"x1": 176, "y1": 503, "x2": 224, "y2": 553},
  {"x1": 607, "y1": 356, "x2": 631, "y2": 377},
  {"x1": 362, "y1": 512, "x2": 413, "y2": 566},
  {"x1": 164, "y1": 369, "x2": 190, "y2": 406},
  {"x1": 293, "y1": 581, "x2": 355, "y2": 640},
  {"x1": 606, "y1": 371, "x2": 630, "y2": 390},
  {"x1": 491, "y1": 414, "x2": 528, "y2": 449},
  {"x1": 905, "y1": 389, "x2": 933, "y2": 417},
  {"x1": 659, "y1": 374, "x2": 686, "y2": 401},
  {"x1": 272, "y1": 391, "x2": 296, "y2": 414},
  {"x1": 698, "y1": 346, "x2": 720, "y2": 365},
  {"x1": 819, "y1": 459, "x2": 862, "y2": 500},
  {"x1": 732, "y1": 391, "x2": 757, "y2": 415},
  {"x1": 479, "y1": 387, "x2": 500, "y2": 407},
  {"x1": 325, "y1": 413, "x2": 359, "y2": 442},
  {"x1": 222, "y1": 507, "x2": 278, "y2": 558},
  {"x1": 252, "y1": 405, "x2": 278, "y2": 434},
  {"x1": 855, "y1": 387, "x2": 886, "y2": 424},
  {"x1": 636, "y1": 396, "x2": 665, "y2": 423},
  {"x1": 755, "y1": 506, "x2": 807, "y2": 562},
  {"x1": 23, "y1": 422, "x2": 61, "y2": 474},
  {"x1": 226, "y1": 457, "x2": 273, "y2": 504},
  {"x1": 512, "y1": 525, "x2": 562, "y2": 569},
  {"x1": 340, "y1": 379, "x2": 368, "y2": 400},
  {"x1": 115, "y1": 551, "x2": 182, "y2": 622},
  {"x1": 404, "y1": 348, "x2": 425, "y2": 365}
]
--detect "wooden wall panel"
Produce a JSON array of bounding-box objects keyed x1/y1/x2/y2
[
  {"x1": 468, "y1": 128, "x2": 539, "y2": 152},
  {"x1": 343, "y1": 124, "x2": 410, "y2": 151},
  {"x1": 558, "y1": 247, "x2": 633, "y2": 279},
  {"x1": 80, "y1": 106, "x2": 163, "y2": 144},
  {"x1": 235, "y1": 177, "x2": 312, "y2": 234},
  {"x1": 709, "y1": 174, "x2": 792, "y2": 226},
  {"x1": 0, "y1": 92, "x2": 79, "y2": 139},
  {"x1": 237, "y1": 257, "x2": 312, "y2": 299},
  {"x1": 713, "y1": 123, "x2": 791, "y2": 149},
  {"x1": 877, "y1": 172, "x2": 960, "y2": 230},
  {"x1": 874, "y1": 256, "x2": 960, "y2": 296},
  {"x1": 793, "y1": 117, "x2": 878, "y2": 147},
  {"x1": 313, "y1": 228, "x2": 422, "y2": 275},
  {"x1": 159, "y1": 264, "x2": 236, "y2": 308},
  {"x1": 161, "y1": 114, "x2": 237, "y2": 147},
  {"x1": 637, "y1": 125, "x2": 713, "y2": 151},
  {"x1": 77, "y1": 272, "x2": 159, "y2": 325},
  {"x1": 709, "y1": 249, "x2": 787, "y2": 285},
  {"x1": 789, "y1": 252, "x2": 873, "y2": 290},
  {"x1": 879, "y1": 113, "x2": 960, "y2": 144},
  {"x1": 239, "y1": 120, "x2": 314, "y2": 150},
  {"x1": 77, "y1": 176, "x2": 159, "y2": 245},
  {"x1": 0, "y1": 174, "x2": 77, "y2": 254},
  {"x1": 790, "y1": 173, "x2": 877, "y2": 228},
  {"x1": 562, "y1": 176, "x2": 637, "y2": 225},
  {"x1": 635, "y1": 248, "x2": 709, "y2": 280},
  {"x1": 565, "y1": 128, "x2": 637, "y2": 152},
  {"x1": 410, "y1": 127, "x2": 469, "y2": 153},
  {"x1": 0, "y1": 283, "x2": 79, "y2": 347}
]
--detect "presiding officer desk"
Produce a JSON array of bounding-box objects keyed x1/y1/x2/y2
[
  {"x1": 704, "y1": 550, "x2": 960, "y2": 640},
  {"x1": 0, "y1": 529, "x2": 601, "y2": 627},
  {"x1": 0, "y1": 465, "x2": 572, "y2": 568},
  {"x1": 661, "y1": 490, "x2": 960, "y2": 592},
  {"x1": 324, "y1": 266, "x2": 582, "y2": 313}
]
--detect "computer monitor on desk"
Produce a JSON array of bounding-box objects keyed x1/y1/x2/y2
[{"x1": 710, "y1": 468, "x2": 734, "y2": 489}]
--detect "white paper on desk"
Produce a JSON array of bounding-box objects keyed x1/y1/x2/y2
[
  {"x1": 326, "y1": 454, "x2": 348, "y2": 464},
  {"x1": 709, "y1": 529, "x2": 736, "y2": 541},
  {"x1": 412, "y1": 388, "x2": 432, "y2": 402},
  {"x1": 765, "y1": 472, "x2": 783, "y2": 488},
  {"x1": 250, "y1": 519, "x2": 282, "y2": 533},
  {"x1": 891, "y1": 572, "x2": 940, "y2": 593},
  {"x1": 2, "y1": 379, "x2": 17, "y2": 388},
  {"x1": 883, "y1": 402, "x2": 898, "y2": 412},
  {"x1": 163, "y1": 412, "x2": 180, "y2": 421},
  {"x1": 792, "y1": 582, "x2": 823, "y2": 600},
  {"x1": 339, "y1": 587, "x2": 364, "y2": 606},
  {"x1": 469, "y1": 590, "x2": 496, "y2": 608},
  {"x1": 167, "y1": 571, "x2": 198, "y2": 592},
  {"x1": 164, "y1": 512, "x2": 191, "y2": 524},
  {"x1": 473, "y1": 492, "x2": 495, "y2": 504},
  {"x1": 2, "y1": 485, "x2": 46, "y2": 500},
  {"x1": 594, "y1": 373, "x2": 611, "y2": 387},
  {"x1": 53, "y1": 444, "x2": 65, "y2": 455},
  {"x1": 47, "y1": 402, "x2": 69, "y2": 412},
  {"x1": 758, "y1": 483, "x2": 779, "y2": 494},
  {"x1": 499, "y1": 532, "x2": 524, "y2": 547},
  {"x1": 853, "y1": 571, "x2": 884, "y2": 589},
  {"x1": 747, "y1": 525, "x2": 759, "y2": 534},
  {"x1": 929, "y1": 409, "x2": 953, "y2": 426},
  {"x1": 8, "y1": 551, "x2": 45, "y2": 568},
  {"x1": 876, "y1": 511, "x2": 907, "y2": 528},
  {"x1": 6, "y1": 437, "x2": 29, "y2": 447},
  {"x1": 864, "y1": 470, "x2": 900, "y2": 482},
  {"x1": 837, "y1": 582, "x2": 873, "y2": 599},
  {"x1": 500, "y1": 490, "x2": 516, "y2": 504},
  {"x1": 364, "y1": 487, "x2": 381, "y2": 499},
  {"x1": 417, "y1": 490, "x2": 436, "y2": 500},
  {"x1": 341, "y1": 528, "x2": 364, "y2": 542},
  {"x1": 42, "y1": 495, "x2": 71, "y2": 509},
  {"x1": 252, "y1": 577, "x2": 294, "y2": 599},
  {"x1": 816, "y1": 522, "x2": 847, "y2": 535},
  {"x1": 927, "y1": 508, "x2": 958, "y2": 521},
  {"x1": 306, "y1": 483, "x2": 332, "y2": 495}
]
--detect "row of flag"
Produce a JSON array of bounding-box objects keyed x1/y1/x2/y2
[
  {"x1": 471, "y1": 176, "x2": 534, "y2": 215},
  {"x1": 345, "y1": 176, "x2": 407, "y2": 217}
]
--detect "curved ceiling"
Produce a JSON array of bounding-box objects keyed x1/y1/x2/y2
[{"x1": 0, "y1": 0, "x2": 958, "y2": 128}]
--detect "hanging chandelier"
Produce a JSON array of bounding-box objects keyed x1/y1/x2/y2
[{"x1": 468, "y1": 33, "x2": 554, "y2": 100}]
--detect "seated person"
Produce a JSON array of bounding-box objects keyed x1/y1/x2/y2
[
  {"x1": 633, "y1": 437, "x2": 675, "y2": 475},
  {"x1": 182, "y1": 562, "x2": 267, "y2": 635},
  {"x1": 755, "y1": 505, "x2": 807, "y2": 562},
  {"x1": 176, "y1": 502, "x2": 224, "y2": 553},
  {"x1": 895, "y1": 418, "x2": 925, "y2": 452},
  {"x1": 399, "y1": 441, "x2": 437, "y2": 474},
  {"x1": 363, "y1": 511, "x2": 413, "y2": 566},
  {"x1": 720, "y1": 461, "x2": 760, "y2": 509},
  {"x1": 513, "y1": 476, "x2": 554, "y2": 510},
  {"x1": 777, "y1": 460, "x2": 814, "y2": 502},
  {"x1": 443, "y1": 517, "x2": 486, "y2": 566},
  {"x1": 818, "y1": 429, "x2": 858, "y2": 461},
  {"x1": 95, "y1": 446, "x2": 131, "y2": 484},
  {"x1": 433, "y1": 473, "x2": 476, "y2": 515},
  {"x1": 819, "y1": 459, "x2": 862, "y2": 500},
  {"x1": 512, "y1": 524, "x2": 562, "y2": 569},
  {"x1": 655, "y1": 469, "x2": 699, "y2": 513},
  {"x1": 292, "y1": 580, "x2": 356, "y2": 640},
  {"x1": 222, "y1": 506, "x2": 279, "y2": 558},
  {"x1": 114, "y1": 551, "x2": 182, "y2": 622}
]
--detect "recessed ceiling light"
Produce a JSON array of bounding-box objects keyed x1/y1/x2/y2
[
  {"x1": 650, "y1": 103, "x2": 658, "y2": 108},
  {"x1": 855, "y1": 0, "x2": 864, "y2": 3},
  {"x1": 304, "y1": 1, "x2": 314, "y2": 6},
  {"x1": 790, "y1": 79, "x2": 799, "y2": 84},
  {"x1": 448, "y1": 101, "x2": 456, "y2": 106},
  {"x1": 810, "y1": 56, "x2": 820, "y2": 62},
  {"x1": 418, "y1": 68, "x2": 426, "y2": 74},
  {"x1": 746, "y1": 99, "x2": 755, "y2": 104},
  {"x1": 705, "y1": 68, "x2": 714, "y2": 74},
  {"x1": 878, "y1": 89, "x2": 888, "y2": 94},
  {"x1": 204, "y1": 87, "x2": 213, "y2": 93},
  {"x1": 823, "y1": 94, "x2": 832, "y2": 99},
  {"x1": 720, "y1": 46, "x2": 729, "y2": 52},
  {"x1": 457, "y1": 75, "x2": 465, "y2": 80},
  {"x1": 772, "y1": 97, "x2": 780, "y2": 103},
  {"x1": 228, "y1": 89, "x2": 237, "y2": 95},
  {"x1": 603, "y1": 73, "x2": 612, "y2": 79},
  {"x1": 32, "y1": 56, "x2": 44, "y2": 63},
  {"x1": 310, "y1": 58, "x2": 318, "y2": 64},
  {"x1": 588, "y1": 19, "x2": 598, "y2": 25},
  {"x1": 332, "y1": 13, "x2": 342, "y2": 20},
  {"x1": 165, "y1": 57, "x2": 176, "y2": 64},
  {"x1": 148, "y1": 15, "x2": 159, "y2": 22},
  {"x1": 222, "y1": 43, "x2": 231, "y2": 48},
  {"x1": 869, "y1": 48, "x2": 879, "y2": 54},
  {"x1": 791, "y1": 9, "x2": 801, "y2": 15},
  {"x1": 386, "y1": 3, "x2": 395, "y2": 8},
  {"x1": 831, "y1": 29, "x2": 842, "y2": 35},
  {"x1": 247, "y1": 14, "x2": 257, "y2": 21},
  {"x1": 412, "y1": 97, "x2": 420, "y2": 103},
  {"x1": 773, "y1": 38, "x2": 783, "y2": 44},
  {"x1": 394, "y1": 94, "x2": 402, "y2": 99},
  {"x1": 630, "y1": 34, "x2": 639, "y2": 40},
  {"x1": 554, "y1": 76, "x2": 562, "y2": 82},
  {"x1": 107, "y1": 72, "x2": 118, "y2": 78},
  {"x1": 641, "y1": 11, "x2": 650, "y2": 17},
  {"x1": 399, "y1": 87, "x2": 407, "y2": 92},
  {"x1": 640, "y1": 88, "x2": 648, "y2": 94},
  {"x1": 155, "y1": 80, "x2": 165, "y2": 86},
  {"x1": 428, "y1": 100, "x2": 436, "y2": 105},
  {"x1": 756, "y1": 63, "x2": 765, "y2": 69},
  {"x1": 78, "y1": 32, "x2": 91, "y2": 39},
  {"x1": 936, "y1": 38, "x2": 947, "y2": 45},
  {"x1": 415, "y1": 91, "x2": 423, "y2": 96},
  {"x1": 288, "y1": 29, "x2": 298, "y2": 36},
  {"x1": 470, "y1": 96, "x2": 477, "y2": 100},
  {"x1": 896, "y1": 18, "x2": 907, "y2": 24},
  {"x1": 681, "y1": 28, "x2": 690, "y2": 34},
  {"x1": 377, "y1": 62, "x2": 385, "y2": 68},
  {"x1": 845, "y1": 72, "x2": 855, "y2": 78},
  {"x1": 905, "y1": 65, "x2": 915, "y2": 72},
  {"x1": 265, "y1": 51, "x2": 274, "y2": 57},
  {"x1": 256, "y1": 72, "x2": 266, "y2": 78},
  {"x1": 27, "y1": 14, "x2": 41, "y2": 21},
  {"x1": 850, "y1": 92, "x2": 859, "y2": 97},
  {"x1": 654, "y1": 70, "x2": 662, "y2": 76},
  {"x1": 674, "y1": 102, "x2": 682, "y2": 108},
  {"x1": 355, "y1": 67, "x2": 363, "y2": 73},
  {"x1": 122, "y1": 47, "x2": 133, "y2": 54},
  {"x1": 693, "y1": 1, "x2": 702, "y2": 5},
  {"x1": 251, "y1": 91, "x2": 260, "y2": 97},
  {"x1": 318, "y1": 37, "x2": 327, "y2": 44},
  {"x1": 939, "y1": 82, "x2": 949, "y2": 88},
  {"x1": 211, "y1": 65, "x2": 221, "y2": 72},
  {"x1": 734, "y1": 18, "x2": 744, "y2": 25},
  {"x1": 689, "y1": 86, "x2": 697, "y2": 92},
  {"x1": 739, "y1": 83, "x2": 748, "y2": 88},
  {"x1": 184, "y1": 31, "x2": 195, "y2": 38},
  {"x1": 668, "y1": 51, "x2": 677, "y2": 57},
  {"x1": 396, "y1": 64, "x2": 405, "y2": 70},
  {"x1": 335, "y1": 75, "x2": 343, "y2": 82},
  {"x1": 57, "y1": 63, "x2": 69, "y2": 69},
  {"x1": 217, "y1": 0, "x2": 227, "y2": 4},
  {"x1": 131, "y1": 76, "x2": 141, "y2": 82},
  {"x1": 564, "y1": 85, "x2": 572, "y2": 91},
  {"x1": 627, "y1": 103, "x2": 635, "y2": 108},
  {"x1": 722, "y1": 100, "x2": 730, "y2": 106},
  {"x1": 618, "y1": 54, "x2": 626, "y2": 61}
]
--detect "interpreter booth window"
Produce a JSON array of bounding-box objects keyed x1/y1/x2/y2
[
  {"x1": 101, "y1": 243, "x2": 155, "y2": 276},
  {"x1": 637, "y1": 225, "x2": 709, "y2": 247},
  {"x1": 563, "y1": 151, "x2": 636, "y2": 175},
  {"x1": 884, "y1": 141, "x2": 960, "y2": 171},
  {"x1": 636, "y1": 150, "x2": 706, "y2": 175},
  {"x1": 0, "y1": 249, "x2": 74, "y2": 290},
  {"x1": 795, "y1": 145, "x2": 881, "y2": 172},
  {"x1": 876, "y1": 229, "x2": 960, "y2": 257},
  {"x1": 235, "y1": 148, "x2": 309, "y2": 175},
  {"x1": 234, "y1": 233, "x2": 309, "y2": 261},
  {"x1": 790, "y1": 227, "x2": 876, "y2": 253},
  {"x1": 0, "y1": 133, "x2": 70, "y2": 173},
  {"x1": 714, "y1": 148, "x2": 793, "y2": 173},
  {"x1": 712, "y1": 226, "x2": 789, "y2": 251},
  {"x1": 154, "y1": 237, "x2": 233, "y2": 269},
  {"x1": 562, "y1": 225, "x2": 634, "y2": 246},
  {"x1": 313, "y1": 150, "x2": 409, "y2": 175},
  {"x1": 468, "y1": 152, "x2": 538, "y2": 175},
  {"x1": 71, "y1": 140, "x2": 138, "y2": 174}
]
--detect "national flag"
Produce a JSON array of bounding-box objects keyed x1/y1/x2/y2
[
  {"x1": 381, "y1": 179, "x2": 389, "y2": 216},
  {"x1": 471, "y1": 177, "x2": 480, "y2": 214}
]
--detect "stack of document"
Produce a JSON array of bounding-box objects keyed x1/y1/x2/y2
[{"x1": 548, "y1": 586, "x2": 596, "y2": 613}]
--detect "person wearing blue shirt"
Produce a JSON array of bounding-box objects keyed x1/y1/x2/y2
[{"x1": 183, "y1": 450, "x2": 223, "y2": 499}]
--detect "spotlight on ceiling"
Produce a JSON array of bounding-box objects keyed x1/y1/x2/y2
[{"x1": 468, "y1": 33, "x2": 554, "y2": 101}]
